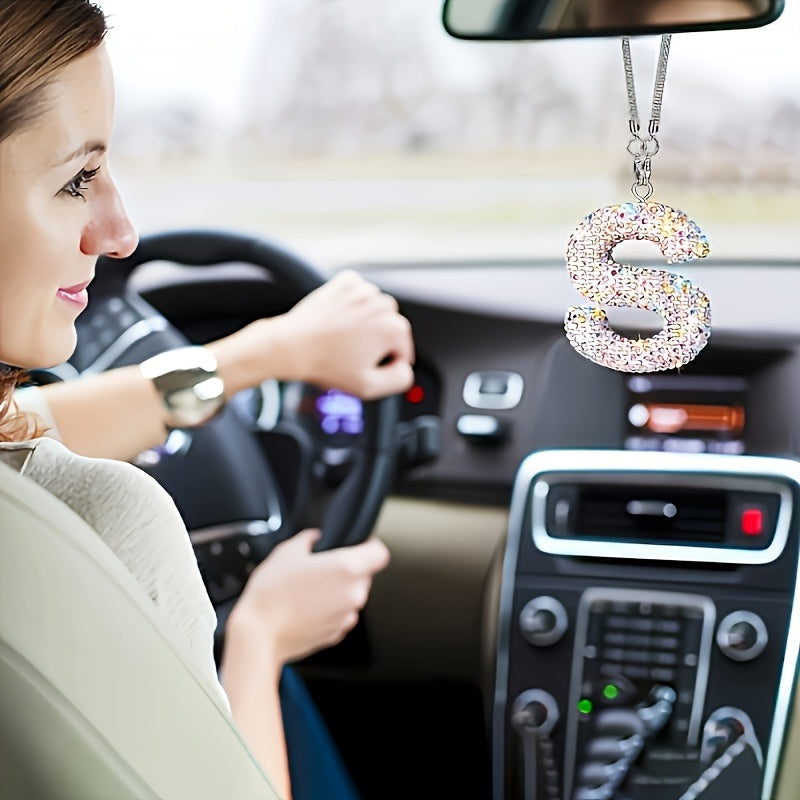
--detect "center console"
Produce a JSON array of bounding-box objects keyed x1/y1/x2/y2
[{"x1": 493, "y1": 449, "x2": 800, "y2": 800}]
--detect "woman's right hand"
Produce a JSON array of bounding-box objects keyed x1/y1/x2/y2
[
  {"x1": 209, "y1": 269, "x2": 415, "y2": 400},
  {"x1": 227, "y1": 529, "x2": 391, "y2": 666}
]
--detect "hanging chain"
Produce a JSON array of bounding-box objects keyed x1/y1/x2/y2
[{"x1": 622, "y1": 34, "x2": 671, "y2": 201}]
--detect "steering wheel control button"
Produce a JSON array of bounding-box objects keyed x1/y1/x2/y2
[
  {"x1": 462, "y1": 370, "x2": 523, "y2": 410},
  {"x1": 456, "y1": 413, "x2": 509, "y2": 443},
  {"x1": 716, "y1": 610, "x2": 768, "y2": 661},
  {"x1": 519, "y1": 596, "x2": 568, "y2": 647}
]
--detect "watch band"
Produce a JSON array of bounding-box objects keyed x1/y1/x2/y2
[{"x1": 139, "y1": 347, "x2": 225, "y2": 429}]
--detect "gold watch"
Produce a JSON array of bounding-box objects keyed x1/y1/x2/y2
[{"x1": 139, "y1": 347, "x2": 225, "y2": 429}]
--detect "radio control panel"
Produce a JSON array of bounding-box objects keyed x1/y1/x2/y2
[{"x1": 493, "y1": 450, "x2": 800, "y2": 800}]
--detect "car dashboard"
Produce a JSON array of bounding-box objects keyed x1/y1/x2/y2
[
  {"x1": 130, "y1": 255, "x2": 800, "y2": 800},
  {"x1": 363, "y1": 260, "x2": 800, "y2": 494}
]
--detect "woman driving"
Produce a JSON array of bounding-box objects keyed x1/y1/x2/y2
[{"x1": 0, "y1": 2, "x2": 415, "y2": 798}]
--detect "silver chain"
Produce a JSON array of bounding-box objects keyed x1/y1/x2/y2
[{"x1": 622, "y1": 34, "x2": 672, "y2": 201}]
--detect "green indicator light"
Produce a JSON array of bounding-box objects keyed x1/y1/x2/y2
[
  {"x1": 577, "y1": 698, "x2": 593, "y2": 715},
  {"x1": 603, "y1": 684, "x2": 620, "y2": 700}
]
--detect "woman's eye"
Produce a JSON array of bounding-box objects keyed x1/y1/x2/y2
[{"x1": 61, "y1": 166, "x2": 101, "y2": 200}]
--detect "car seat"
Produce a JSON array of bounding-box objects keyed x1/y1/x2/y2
[{"x1": 0, "y1": 454, "x2": 280, "y2": 800}]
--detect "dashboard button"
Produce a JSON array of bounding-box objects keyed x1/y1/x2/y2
[
  {"x1": 463, "y1": 370, "x2": 523, "y2": 410},
  {"x1": 456, "y1": 414, "x2": 509, "y2": 442},
  {"x1": 716, "y1": 610, "x2": 768, "y2": 661},
  {"x1": 519, "y1": 596, "x2": 568, "y2": 646}
]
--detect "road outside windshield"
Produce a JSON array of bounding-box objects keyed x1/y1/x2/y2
[{"x1": 103, "y1": 0, "x2": 800, "y2": 270}]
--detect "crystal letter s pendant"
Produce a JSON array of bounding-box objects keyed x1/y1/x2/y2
[{"x1": 564, "y1": 201, "x2": 711, "y2": 373}]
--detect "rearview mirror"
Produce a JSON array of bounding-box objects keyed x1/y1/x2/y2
[{"x1": 441, "y1": 0, "x2": 785, "y2": 40}]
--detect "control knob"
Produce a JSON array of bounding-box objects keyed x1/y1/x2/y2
[
  {"x1": 519, "y1": 595, "x2": 568, "y2": 647},
  {"x1": 716, "y1": 611, "x2": 768, "y2": 662},
  {"x1": 510, "y1": 688, "x2": 559, "y2": 736}
]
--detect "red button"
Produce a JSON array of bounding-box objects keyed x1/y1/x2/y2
[
  {"x1": 741, "y1": 508, "x2": 764, "y2": 536},
  {"x1": 406, "y1": 385, "x2": 425, "y2": 404}
]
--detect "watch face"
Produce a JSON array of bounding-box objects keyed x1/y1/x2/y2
[{"x1": 140, "y1": 347, "x2": 225, "y2": 429}]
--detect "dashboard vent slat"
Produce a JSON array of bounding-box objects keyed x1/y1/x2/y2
[{"x1": 548, "y1": 485, "x2": 728, "y2": 543}]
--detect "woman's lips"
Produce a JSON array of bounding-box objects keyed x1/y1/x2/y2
[{"x1": 56, "y1": 281, "x2": 90, "y2": 309}]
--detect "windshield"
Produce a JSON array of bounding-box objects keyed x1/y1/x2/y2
[{"x1": 102, "y1": 0, "x2": 800, "y2": 269}]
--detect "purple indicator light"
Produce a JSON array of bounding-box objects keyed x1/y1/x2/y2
[{"x1": 316, "y1": 390, "x2": 364, "y2": 435}]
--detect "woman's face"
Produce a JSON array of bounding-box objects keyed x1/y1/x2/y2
[{"x1": 0, "y1": 43, "x2": 137, "y2": 369}]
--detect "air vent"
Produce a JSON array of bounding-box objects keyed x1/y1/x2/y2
[
  {"x1": 521, "y1": 450, "x2": 794, "y2": 564},
  {"x1": 545, "y1": 483, "x2": 779, "y2": 546}
]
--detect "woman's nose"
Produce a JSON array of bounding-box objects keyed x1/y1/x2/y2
[{"x1": 80, "y1": 180, "x2": 139, "y2": 259}]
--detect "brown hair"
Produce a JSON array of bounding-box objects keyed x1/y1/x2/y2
[
  {"x1": 0, "y1": 0, "x2": 107, "y2": 440},
  {"x1": 0, "y1": 368, "x2": 46, "y2": 440}
]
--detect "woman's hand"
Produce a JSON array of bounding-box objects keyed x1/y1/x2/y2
[
  {"x1": 227, "y1": 529, "x2": 391, "y2": 665},
  {"x1": 210, "y1": 270, "x2": 415, "y2": 400},
  {"x1": 278, "y1": 270, "x2": 415, "y2": 398},
  {"x1": 223, "y1": 530, "x2": 388, "y2": 800},
  {"x1": 221, "y1": 519, "x2": 390, "y2": 800}
]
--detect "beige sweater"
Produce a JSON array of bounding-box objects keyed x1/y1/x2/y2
[{"x1": 1, "y1": 435, "x2": 229, "y2": 713}]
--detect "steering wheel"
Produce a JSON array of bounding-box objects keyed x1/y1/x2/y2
[{"x1": 68, "y1": 229, "x2": 400, "y2": 627}]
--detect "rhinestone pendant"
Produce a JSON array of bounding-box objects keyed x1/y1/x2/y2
[{"x1": 564, "y1": 201, "x2": 711, "y2": 373}]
